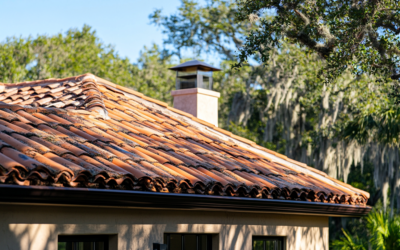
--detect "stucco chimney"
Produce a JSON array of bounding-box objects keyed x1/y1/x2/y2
[{"x1": 169, "y1": 60, "x2": 221, "y2": 127}]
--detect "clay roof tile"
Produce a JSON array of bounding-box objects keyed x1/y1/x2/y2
[{"x1": 0, "y1": 74, "x2": 369, "y2": 207}]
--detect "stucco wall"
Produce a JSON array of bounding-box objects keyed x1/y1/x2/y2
[
  {"x1": 171, "y1": 88, "x2": 220, "y2": 127},
  {"x1": 0, "y1": 204, "x2": 329, "y2": 250}
]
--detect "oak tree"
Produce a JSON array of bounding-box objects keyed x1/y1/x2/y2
[{"x1": 235, "y1": 0, "x2": 400, "y2": 82}]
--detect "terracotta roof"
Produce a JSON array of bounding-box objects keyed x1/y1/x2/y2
[{"x1": 0, "y1": 74, "x2": 369, "y2": 206}]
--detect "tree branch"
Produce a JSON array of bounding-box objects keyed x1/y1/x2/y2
[
  {"x1": 367, "y1": 24, "x2": 387, "y2": 58},
  {"x1": 289, "y1": 8, "x2": 336, "y2": 57},
  {"x1": 294, "y1": 9, "x2": 310, "y2": 25}
]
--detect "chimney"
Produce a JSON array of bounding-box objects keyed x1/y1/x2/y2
[{"x1": 169, "y1": 60, "x2": 221, "y2": 127}]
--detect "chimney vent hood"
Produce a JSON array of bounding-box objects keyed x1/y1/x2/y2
[{"x1": 169, "y1": 60, "x2": 221, "y2": 127}]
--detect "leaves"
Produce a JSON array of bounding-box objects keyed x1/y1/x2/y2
[
  {"x1": 367, "y1": 210, "x2": 400, "y2": 250},
  {"x1": 332, "y1": 210, "x2": 400, "y2": 250},
  {"x1": 331, "y1": 229, "x2": 367, "y2": 250},
  {"x1": 0, "y1": 25, "x2": 135, "y2": 83},
  {"x1": 235, "y1": 0, "x2": 400, "y2": 83},
  {"x1": 0, "y1": 25, "x2": 175, "y2": 105},
  {"x1": 150, "y1": 0, "x2": 252, "y2": 60},
  {"x1": 152, "y1": 1, "x2": 400, "y2": 200}
]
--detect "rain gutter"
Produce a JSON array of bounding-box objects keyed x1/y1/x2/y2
[{"x1": 0, "y1": 185, "x2": 371, "y2": 217}]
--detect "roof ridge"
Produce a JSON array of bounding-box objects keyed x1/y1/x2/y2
[
  {"x1": 2, "y1": 74, "x2": 91, "y2": 87},
  {"x1": 2, "y1": 74, "x2": 109, "y2": 120}
]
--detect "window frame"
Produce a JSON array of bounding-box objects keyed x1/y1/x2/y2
[{"x1": 252, "y1": 236, "x2": 285, "y2": 250}]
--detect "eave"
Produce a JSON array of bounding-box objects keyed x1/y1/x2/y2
[{"x1": 0, "y1": 185, "x2": 371, "y2": 217}]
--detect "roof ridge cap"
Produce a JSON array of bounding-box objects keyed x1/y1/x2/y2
[
  {"x1": 0, "y1": 73, "x2": 110, "y2": 120},
  {"x1": 79, "y1": 74, "x2": 110, "y2": 120},
  {"x1": 2, "y1": 73, "x2": 95, "y2": 88}
]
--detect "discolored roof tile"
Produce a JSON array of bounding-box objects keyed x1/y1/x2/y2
[
  {"x1": 1, "y1": 147, "x2": 44, "y2": 171},
  {"x1": 30, "y1": 136, "x2": 71, "y2": 156},
  {"x1": 69, "y1": 127, "x2": 98, "y2": 142},
  {"x1": 0, "y1": 151, "x2": 27, "y2": 173}
]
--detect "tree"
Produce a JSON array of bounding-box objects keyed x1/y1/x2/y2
[
  {"x1": 151, "y1": 0, "x2": 375, "y2": 185},
  {"x1": 0, "y1": 25, "x2": 175, "y2": 105},
  {"x1": 0, "y1": 25, "x2": 135, "y2": 83},
  {"x1": 150, "y1": 0, "x2": 250, "y2": 61},
  {"x1": 151, "y1": 0, "x2": 400, "y2": 218},
  {"x1": 133, "y1": 44, "x2": 176, "y2": 105},
  {"x1": 235, "y1": 0, "x2": 400, "y2": 83}
]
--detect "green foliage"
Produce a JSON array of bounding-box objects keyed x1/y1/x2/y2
[
  {"x1": 0, "y1": 25, "x2": 175, "y2": 105},
  {"x1": 152, "y1": 1, "x2": 399, "y2": 189},
  {"x1": 332, "y1": 210, "x2": 400, "y2": 250},
  {"x1": 343, "y1": 104, "x2": 400, "y2": 145},
  {"x1": 367, "y1": 210, "x2": 400, "y2": 249},
  {"x1": 150, "y1": 0, "x2": 250, "y2": 60},
  {"x1": 132, "y1": 45, "x2": 176, "y2": 105},
  {"x1": 347, "y1": 161, "x2": 377, "y2": 202},
  {"x1": 331, "y1": 229, "x2": 367, "y2": 250},
  {"x1": 0, "y1": 25, "x2": 135, "y2": 83},
  {"x1": 235, "y1": 0, "x2": 400, "y2": 82}
]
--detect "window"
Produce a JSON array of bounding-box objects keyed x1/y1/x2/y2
[
  {"x1": 252, "y1": 236, "x2": 285, "y2": 250},
  {"x1": 164, "y1": 233, "x2": 212, "y2": 250},
  {"x1": 58, "y1": 235, "x2": 109, "y2": 250}
]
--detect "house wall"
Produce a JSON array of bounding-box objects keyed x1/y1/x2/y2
[{"x1": 0, "y1": 204, "x2": 329, "y2": 250}]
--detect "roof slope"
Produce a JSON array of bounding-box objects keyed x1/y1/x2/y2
[{"x1": 0, "y1": 74, "x2": 369, "y2": 206}]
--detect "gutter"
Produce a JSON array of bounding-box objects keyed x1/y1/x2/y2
[{"x1": 0, "y1": 185, "x2": 371, "y2": 217}]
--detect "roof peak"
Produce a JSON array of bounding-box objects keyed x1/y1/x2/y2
[{"x1": 2, "y1": 73, "x2": 95, "y2": 88}]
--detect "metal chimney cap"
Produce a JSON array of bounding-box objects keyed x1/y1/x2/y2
[{"x1": 168, "y1": 60, "x2": 221, "y2": 72}]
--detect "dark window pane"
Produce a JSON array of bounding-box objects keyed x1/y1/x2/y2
[
  {"x1": 253, "y1": 240, "x2": 264, "y2": 250},
  {"x1": 277, "y1": 241, "x2": 282, "y2": 250},
  {"x1": 265, "y1": 240, "x2": 273, "y2": 250},
  {"x1": 183, "y1": 235, "x2": 197, "y2": 250},
  {"x1": 96, "y1": 241, "x2": 105, "y2": 250},
  {"x1": 82, "y1": 241, "x2": 93, "y2": 250},
  {"x1": 198, "y1": 235, "x2": 209, "y2": 250},
  {"x1": 253, "y1": 237, "x2": 284, "y2": 250},
  {"x1": 169, "y1": 234, "x2": 182, "y2": 250},
  {"x1": 58, "y1": 242, "x2": 66, "y2": 250}
]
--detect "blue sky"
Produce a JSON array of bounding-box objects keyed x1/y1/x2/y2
[{"x1": 0, "y1": 0, "x2": 197, "y2": 63}]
